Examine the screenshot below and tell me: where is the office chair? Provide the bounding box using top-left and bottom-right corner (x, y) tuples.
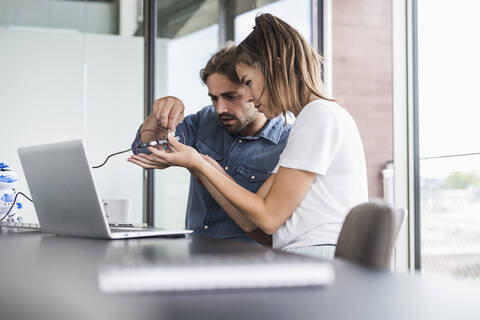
(335, 201), (406, 269)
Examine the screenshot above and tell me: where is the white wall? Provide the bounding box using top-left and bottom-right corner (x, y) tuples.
(0, 27), (149, 223)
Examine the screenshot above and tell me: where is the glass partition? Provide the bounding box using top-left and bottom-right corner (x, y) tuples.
(0, 0), (144, 223)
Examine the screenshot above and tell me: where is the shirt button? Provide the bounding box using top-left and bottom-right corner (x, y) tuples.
(204, 225), (208, 229)
(251, 175), (255, 180)
(238, 139), (243, 143)
(225, 166), (229, 170)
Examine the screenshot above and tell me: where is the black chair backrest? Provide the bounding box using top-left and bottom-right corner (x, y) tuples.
(335, 202), (405, 269)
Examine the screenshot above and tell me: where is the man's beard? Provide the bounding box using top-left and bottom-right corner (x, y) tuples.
(219, 110), (257, 134)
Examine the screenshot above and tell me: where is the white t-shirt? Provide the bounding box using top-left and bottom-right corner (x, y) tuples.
(272, 99), (368, 250)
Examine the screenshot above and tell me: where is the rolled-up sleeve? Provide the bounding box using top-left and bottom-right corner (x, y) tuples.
(131, 125), (149, 155)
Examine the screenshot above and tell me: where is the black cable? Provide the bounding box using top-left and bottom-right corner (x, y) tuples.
(0, 192), (33, 223)
(92, 148), (132, 169)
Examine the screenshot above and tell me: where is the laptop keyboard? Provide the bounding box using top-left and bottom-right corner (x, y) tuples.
(0, 222), (163, 233)
(110, 227), (164, 233)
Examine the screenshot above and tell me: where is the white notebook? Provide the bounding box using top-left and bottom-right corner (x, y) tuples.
(99, 250), (334, 292)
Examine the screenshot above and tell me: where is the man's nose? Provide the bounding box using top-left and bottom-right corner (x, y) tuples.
(216, 98), (228, 113)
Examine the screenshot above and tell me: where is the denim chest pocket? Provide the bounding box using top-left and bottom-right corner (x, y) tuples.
(196, 140), (223, 162)
(235, 163), (271, 192)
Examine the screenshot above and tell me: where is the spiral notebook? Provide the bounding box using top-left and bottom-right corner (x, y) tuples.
(99, 250), (334, 292)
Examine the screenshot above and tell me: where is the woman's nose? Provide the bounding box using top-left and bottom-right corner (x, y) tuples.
(244, 87), (254, 102)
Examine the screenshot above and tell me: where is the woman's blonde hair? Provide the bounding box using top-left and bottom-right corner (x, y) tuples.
(235, 13), (331, 117)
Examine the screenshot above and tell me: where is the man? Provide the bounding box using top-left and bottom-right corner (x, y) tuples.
(129, 44), (290, 245)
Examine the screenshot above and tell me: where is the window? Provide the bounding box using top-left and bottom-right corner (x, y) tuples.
(234, 0), (311, 43)
(416, 0), (480, 282)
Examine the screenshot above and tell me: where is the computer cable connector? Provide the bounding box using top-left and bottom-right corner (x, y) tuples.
(137, 136), (180, 149)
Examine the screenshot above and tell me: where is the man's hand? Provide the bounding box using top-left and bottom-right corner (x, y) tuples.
(152, 96), (185, 132)
(140, 96), (185, 144)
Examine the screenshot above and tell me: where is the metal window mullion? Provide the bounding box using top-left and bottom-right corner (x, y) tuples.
(143, 0), (157, 226)
(311, 0), (323, 56)
(311, 0), (332, 96)
(411, 0), (421, 270)
(219, 0), (235, 46)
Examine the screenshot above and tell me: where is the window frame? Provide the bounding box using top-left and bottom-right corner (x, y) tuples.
(392, 0), (418, 272)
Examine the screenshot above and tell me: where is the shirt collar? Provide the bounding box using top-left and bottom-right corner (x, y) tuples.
(217, 115), (286, 145)
(254, 115), (286, 144)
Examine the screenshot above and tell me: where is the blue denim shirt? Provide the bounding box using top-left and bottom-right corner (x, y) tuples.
(132, 105), (290, 242)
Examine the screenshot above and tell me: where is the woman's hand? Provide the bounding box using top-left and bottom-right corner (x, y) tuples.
(146, 132), (203, 170)
(127, 152), (170, 169)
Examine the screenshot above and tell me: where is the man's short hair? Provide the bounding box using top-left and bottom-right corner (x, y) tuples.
(200, 42), (240, 85)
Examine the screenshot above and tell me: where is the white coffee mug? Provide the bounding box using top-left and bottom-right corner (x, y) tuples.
(102, 198), (132, 223)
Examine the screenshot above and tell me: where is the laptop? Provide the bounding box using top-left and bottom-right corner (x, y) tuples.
(18, 140), (192, 239)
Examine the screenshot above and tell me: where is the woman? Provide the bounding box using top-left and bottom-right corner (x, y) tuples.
(132, 14), (368, 259)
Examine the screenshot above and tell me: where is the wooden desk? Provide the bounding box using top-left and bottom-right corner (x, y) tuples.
(1, 230), (479, 320)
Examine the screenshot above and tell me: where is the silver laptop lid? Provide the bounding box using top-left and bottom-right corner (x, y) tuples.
(18, 140), (111, 238)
